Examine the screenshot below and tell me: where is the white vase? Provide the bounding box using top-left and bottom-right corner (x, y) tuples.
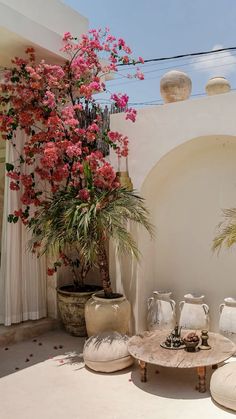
(147, 290), (176, 331)
(219, 297), (236, 350)
(179, 293), (210, 330)
(85, 292), (131, 337)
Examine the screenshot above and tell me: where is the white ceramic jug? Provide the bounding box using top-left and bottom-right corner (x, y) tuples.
(147, 291), (176, 331)
(219, 297), (236, 350)
(179, 293), (210, 330)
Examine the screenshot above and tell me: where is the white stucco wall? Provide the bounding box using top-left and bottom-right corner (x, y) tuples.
(110, 91), (236, 332)
(0, 0), (88, 65)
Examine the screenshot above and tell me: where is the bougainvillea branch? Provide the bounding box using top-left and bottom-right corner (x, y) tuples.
(0, 28), (147, 292)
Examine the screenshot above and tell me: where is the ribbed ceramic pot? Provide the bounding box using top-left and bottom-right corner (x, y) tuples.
(179, 293), (210, 330)
(205, 77), (231, 96)
(147, 290), (176, 331)
(57, 285), (101, 337)
(219, 297), (236, 350)
(160, 70), (192, 103)
(85, 292), (131, 337)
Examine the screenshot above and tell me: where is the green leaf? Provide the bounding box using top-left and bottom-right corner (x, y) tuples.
(7, 214), (14, 223)
(6, 163), (14, 172)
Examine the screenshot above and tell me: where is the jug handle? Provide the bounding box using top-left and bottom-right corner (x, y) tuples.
(220, 303), (225, 314)
(170, 299), (176, 311)
(147, 297), (154, 310)
(202, 303), (209, 315)
(179, 301), (184, 311)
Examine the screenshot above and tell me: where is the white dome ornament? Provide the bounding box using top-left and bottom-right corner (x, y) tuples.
(205, 76), (231, 95)
(160, 70), (192, 103)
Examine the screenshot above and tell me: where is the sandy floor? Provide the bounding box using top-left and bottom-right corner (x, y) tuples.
(0, 330), (235, 419)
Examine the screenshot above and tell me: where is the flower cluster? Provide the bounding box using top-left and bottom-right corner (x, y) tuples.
(0, 28), (144, 278)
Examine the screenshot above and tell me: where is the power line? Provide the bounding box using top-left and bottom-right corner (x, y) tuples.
(114, 51), (236, 81)
(108, 59), (236, 88)
(117, 46), (236, 67)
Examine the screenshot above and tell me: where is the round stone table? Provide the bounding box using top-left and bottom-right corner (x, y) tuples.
(128, 330), (235, 392)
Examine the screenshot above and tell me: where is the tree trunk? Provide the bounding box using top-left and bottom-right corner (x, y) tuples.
(97, 242), (113, 297)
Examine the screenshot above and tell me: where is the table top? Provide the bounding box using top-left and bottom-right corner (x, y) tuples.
(128, 330), (236, 368)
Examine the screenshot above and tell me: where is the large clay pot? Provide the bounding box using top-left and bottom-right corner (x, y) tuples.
(85, 292), (131, 337)
(160, 70), (192, 103)
(179, 293), (210, 330)
(147, 290), (176, 331)
(57, 285), (101, 337)
(205, 76), (231, 96)
(219, 297), (236, 351)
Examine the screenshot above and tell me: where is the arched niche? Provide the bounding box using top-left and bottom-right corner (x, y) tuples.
(112, 135), (236, 333)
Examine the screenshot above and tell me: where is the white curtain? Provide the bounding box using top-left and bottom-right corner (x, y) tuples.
(0, 131), (47, 326)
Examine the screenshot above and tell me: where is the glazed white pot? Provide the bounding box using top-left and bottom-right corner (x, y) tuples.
(147, 290), (176, 331)
(85, 292), (131, 337)
(219, 297), (236, 350)
(205, 76), (231, 96)
(179, 293), (210, 330)
(160, 70), (192, 103)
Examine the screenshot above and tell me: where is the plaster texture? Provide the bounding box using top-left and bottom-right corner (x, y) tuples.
(0, 330), (235, 419)
(110, 92), (236, 333)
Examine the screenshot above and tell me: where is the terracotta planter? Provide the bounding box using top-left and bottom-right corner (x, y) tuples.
(57, 285), (101, 337)
(85, 292), (131, 337)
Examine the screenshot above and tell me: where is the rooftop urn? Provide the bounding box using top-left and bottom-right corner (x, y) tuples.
(205, 76), (231, 95)
(160, 70), (192, 103)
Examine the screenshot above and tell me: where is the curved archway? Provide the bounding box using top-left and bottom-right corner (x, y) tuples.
(133, 135), (236, 331)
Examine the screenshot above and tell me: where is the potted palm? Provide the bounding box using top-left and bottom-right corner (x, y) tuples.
(0, 29), (152, 336)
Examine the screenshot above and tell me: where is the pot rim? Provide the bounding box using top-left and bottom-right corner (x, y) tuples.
(57, 285), (101, 297)
(224, 297), (236, 306)
(184, 293), (204, 302)
(92, 291), (125, 302)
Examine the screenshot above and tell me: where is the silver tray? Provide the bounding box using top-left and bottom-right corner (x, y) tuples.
(160, 342), (186, 350)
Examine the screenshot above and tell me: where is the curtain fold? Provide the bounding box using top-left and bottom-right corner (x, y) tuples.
(0, 131), (47, 326)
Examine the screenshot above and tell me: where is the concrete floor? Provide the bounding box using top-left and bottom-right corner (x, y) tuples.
(0, 330), (235, 419)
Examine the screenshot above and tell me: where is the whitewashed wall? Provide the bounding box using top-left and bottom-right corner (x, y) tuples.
(110, 91), (236, 332)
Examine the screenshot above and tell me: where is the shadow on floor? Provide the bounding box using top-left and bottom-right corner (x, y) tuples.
(131, 363), (212, 400)
(0, 330), (85, 378)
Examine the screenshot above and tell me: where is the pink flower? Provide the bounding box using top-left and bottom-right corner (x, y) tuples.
(41, 143), (58, 167)
(118, 38), (125, 47)
(62, 32), (73, 41)
(10, 181), (20, 191)
(111, 93), (129, 109)
(78, 189), (90, 201)
(136, 70), (144, 80)
(125, 108), (137, 123)
(47, 268), (56, 276)
(66, 143), (82, 158)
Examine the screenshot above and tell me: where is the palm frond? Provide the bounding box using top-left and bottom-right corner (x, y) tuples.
(27, 187), (154, 268)
(213, 208), (236, 251)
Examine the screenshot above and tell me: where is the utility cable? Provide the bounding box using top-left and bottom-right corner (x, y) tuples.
(117, 46), (236, 67)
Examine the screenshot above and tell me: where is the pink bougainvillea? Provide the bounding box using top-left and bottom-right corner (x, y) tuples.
(0, 28), (144, 275)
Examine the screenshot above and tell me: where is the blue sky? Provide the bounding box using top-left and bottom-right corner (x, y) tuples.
(63, 0), (236, 106)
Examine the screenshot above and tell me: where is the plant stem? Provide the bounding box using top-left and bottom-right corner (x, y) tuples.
(97, 242), (113, 297)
